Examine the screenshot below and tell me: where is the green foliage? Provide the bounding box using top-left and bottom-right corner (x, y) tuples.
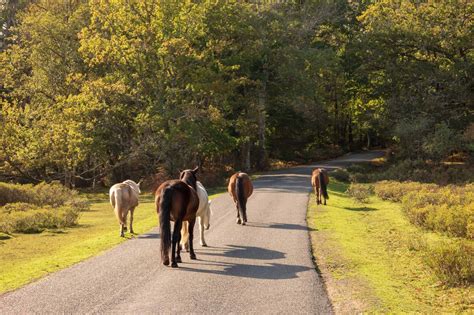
(0, 182), (87, 208)
(426, 240), (474, 286)
(0, 182), (88, 234)
(347, 183), (373, 203)
(1, 0), (473, 186)
(0, 205), (81, 234)
(374, 181), (437, 202)
(401, 185), (474, 239)
(331, 168), (350, 182)
(375, 181), (474, 239)
(422, 123), (462, 161)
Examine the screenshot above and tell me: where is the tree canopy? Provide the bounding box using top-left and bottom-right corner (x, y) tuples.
(1, 0), (472, 187)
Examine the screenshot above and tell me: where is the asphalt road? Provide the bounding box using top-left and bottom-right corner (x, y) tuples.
(0, 151), (384, 314)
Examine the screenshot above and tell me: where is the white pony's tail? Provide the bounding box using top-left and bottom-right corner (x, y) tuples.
(112, 188), (125, 225)
(180, 221), (190, 248)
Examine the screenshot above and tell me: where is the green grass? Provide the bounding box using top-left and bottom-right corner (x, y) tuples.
(308, 179), (473, 313)
(0, 190), (224, 293)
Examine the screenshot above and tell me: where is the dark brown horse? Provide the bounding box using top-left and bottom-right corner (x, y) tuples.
(228, 172), (253, 225)
(155, 167), (199, 268)
(311, 168), (329, 205)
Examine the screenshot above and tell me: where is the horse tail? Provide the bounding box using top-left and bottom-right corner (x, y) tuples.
(159, 186), (173, 260)
(319, 172), (329, 200)
(236, 176), (246, 213)
(112, 188), (125, 225)
(180, 221), (189, 248)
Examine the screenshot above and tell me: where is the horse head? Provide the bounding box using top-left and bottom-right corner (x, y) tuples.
(179, 166), (199, 190)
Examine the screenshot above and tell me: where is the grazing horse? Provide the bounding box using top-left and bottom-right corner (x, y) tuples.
(180, 177), (212, 248)
(311, 168), (329, 205)
(109, 180), (141, 237)
(155, 168), (199, 268)
(228, 172), (253, 225)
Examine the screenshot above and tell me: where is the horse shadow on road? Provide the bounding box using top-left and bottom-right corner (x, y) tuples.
(245, 222), (315, 231)
(203, 245), (285, 260)
(179, 245), (312, 280)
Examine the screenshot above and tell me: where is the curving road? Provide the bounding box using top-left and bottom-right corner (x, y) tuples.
(0, 151), (384, 314)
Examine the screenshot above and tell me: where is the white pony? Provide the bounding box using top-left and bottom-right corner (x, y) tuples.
(181, 181), (212, 248)
(109, 180), (141, 237)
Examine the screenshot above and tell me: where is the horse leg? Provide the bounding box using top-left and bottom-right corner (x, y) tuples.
(129, 208), (135, 234)
(199, 216), (207, 247)
(241, 199), (247, 225)
(122, 212), (128, 232)
(171, 220), (182, 267)
(235, 201), (242, 224)
(188, 218), (197, 260)
(120, 223), (125, 237)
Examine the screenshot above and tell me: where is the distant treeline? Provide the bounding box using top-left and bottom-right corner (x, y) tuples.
(1, 1), (472, 187)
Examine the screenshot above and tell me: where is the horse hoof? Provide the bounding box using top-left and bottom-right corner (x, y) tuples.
(130, 230), (134, 234)
(176, 256), (182, 263)
(163, 260), (170, 266)
(190, 253), (197, 260)
(236, 218), (242, 224)
(120, 233), (125, 237)
(241, 222), (246, 226)
(205, 225), (210, 230)
(201, 243), (207, 247)
(171, 262), (178, 268)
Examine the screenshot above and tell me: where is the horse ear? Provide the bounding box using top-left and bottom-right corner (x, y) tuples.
(193, 166), (199, 173)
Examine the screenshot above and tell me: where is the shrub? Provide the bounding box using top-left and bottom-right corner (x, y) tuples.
(426, 240), (474, 286)
(331, 168), (350, 182)
(362, 159), (472, 185)
(374, 181), (437, 202)
(0, 205), (81, 234)
(400, 184), (474, 239)
(347, 183), (373, 203)
(349, 172), (371, 183)
(0, 182), (87, 234)
(0, 182), (80, 207)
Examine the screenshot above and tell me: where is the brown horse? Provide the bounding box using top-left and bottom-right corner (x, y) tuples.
(228, 172), (253, 225)
(311, 168), (329, 205)
(155, 167), (199, 268)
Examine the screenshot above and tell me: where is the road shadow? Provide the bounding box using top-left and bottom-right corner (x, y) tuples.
(246, 222), (315, 231)
(203, 245), (286, 260)
(137, 232), (160, 239)
(179, 262), (311, 280)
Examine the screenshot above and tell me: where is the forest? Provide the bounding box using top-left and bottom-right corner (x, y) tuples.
(1, 0), (472, 187)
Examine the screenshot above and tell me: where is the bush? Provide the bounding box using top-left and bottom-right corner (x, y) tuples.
(331, 168), (350, 182)
(0, 182), (81, 207)
(426, 240), (474, 286)
(401, 184), (474, 239)
(347, 183), (373, 203)
(0, 182), (87, 234)
(0, 204), (82, 234)
(374, 181), (437, 202)
(361, 159), (473, 185)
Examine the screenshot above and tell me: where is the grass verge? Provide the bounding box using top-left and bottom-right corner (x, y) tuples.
(308, 179), (473, 313)
(0, 190), (224, 294)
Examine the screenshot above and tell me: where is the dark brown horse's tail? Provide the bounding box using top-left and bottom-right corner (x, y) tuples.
(235, 175), (246, 214)
(159, 186), (173, 260)
(319, 172), (329, 200)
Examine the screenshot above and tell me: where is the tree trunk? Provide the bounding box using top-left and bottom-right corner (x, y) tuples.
(256, 85), (267, 170)
(243, 142), (251, 171)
